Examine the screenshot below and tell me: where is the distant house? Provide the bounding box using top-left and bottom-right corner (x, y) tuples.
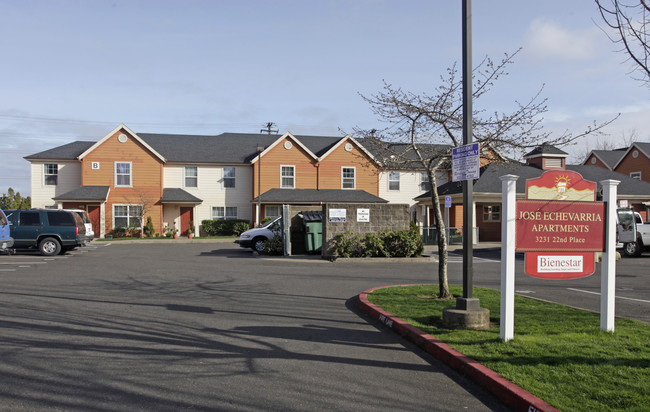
(584, 142), (650, 184)
(416, 143), (650, 242)
(26, 124), (429, 238)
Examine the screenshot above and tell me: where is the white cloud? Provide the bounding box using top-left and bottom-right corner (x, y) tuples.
(524, 19), (601, 61)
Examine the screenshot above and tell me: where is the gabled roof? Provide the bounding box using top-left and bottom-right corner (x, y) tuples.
(317, 136), (380, 165)
(585, 148), (627, 170)
(79, 124), (166, 162)
(161, 188), (203, 204)
(52, 186), (110, 201)
(415, 161), (650, 200)
(24, 141), (95, 160)
(253, 188), (388, 203)
(252, 132), (320, 163)
(613, 142), (650, 170)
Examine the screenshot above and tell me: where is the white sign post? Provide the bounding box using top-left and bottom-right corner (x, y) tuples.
(600, 179), (619, 332)
(500, 175), (518, 342)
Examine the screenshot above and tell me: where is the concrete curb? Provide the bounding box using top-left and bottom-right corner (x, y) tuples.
(358, 285), (560, 412)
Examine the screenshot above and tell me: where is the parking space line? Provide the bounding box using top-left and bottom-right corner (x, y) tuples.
(567, 288), (650, 304)
(0, 269), (16, 272)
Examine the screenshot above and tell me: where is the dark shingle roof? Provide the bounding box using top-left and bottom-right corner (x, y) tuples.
(253, 189), (388, 203)
(52, 186), (110, 201)
(416, 162), (650, 200)
(524, 143), (568, 157)
(161, 188), (203, 204)
(24, 141), (95, 160)
(588, 148), (627, 169)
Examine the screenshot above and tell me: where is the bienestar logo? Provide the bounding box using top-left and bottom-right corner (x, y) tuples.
(537, 255), (583, 273)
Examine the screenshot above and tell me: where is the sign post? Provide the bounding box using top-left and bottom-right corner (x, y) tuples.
(600, 179), (619, 332)
(500, 175), (518, 342)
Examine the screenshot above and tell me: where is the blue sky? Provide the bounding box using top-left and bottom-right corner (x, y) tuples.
(2, 0), (648, 195)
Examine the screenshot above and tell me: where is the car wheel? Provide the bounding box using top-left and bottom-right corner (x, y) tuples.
(623, 240), (642, 257)
(252, 237), (267, 253)
(39, 237), (62, 256)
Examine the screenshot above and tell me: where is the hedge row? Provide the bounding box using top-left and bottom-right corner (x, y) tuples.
(332, 223), (424, 258)
(201, 219), (250, 236)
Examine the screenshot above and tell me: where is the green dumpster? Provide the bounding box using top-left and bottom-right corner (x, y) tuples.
(302, 211), (323, 254)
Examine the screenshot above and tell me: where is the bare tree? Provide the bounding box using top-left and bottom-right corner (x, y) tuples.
(355, 50), (616, 299)
(596, 0), (650, 86)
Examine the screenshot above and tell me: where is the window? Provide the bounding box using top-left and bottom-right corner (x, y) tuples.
(212, 207), (224, 220)
(19, 212), (41, 226)
(115, 162), (132, 187)
(630, 172), (642, 181)
(225, 207), (238, 219)
(113, 205), (142, 228)
(420, 172), (431, 191)
(44, 164), (58, 186)
(185, 166), (198, 188)
(265, 205), (281, 218)
(212, 206), (238, 220)
(223, 167), (235, 188)
(388, 171), (400, 191)
(47, 211), (75, 226)
(483, 205), (501, 222)
(342, 167), (355, 189)
(281, 166), (295, 188)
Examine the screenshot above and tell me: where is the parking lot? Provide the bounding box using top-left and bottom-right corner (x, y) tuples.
(0, 241), (647, 411)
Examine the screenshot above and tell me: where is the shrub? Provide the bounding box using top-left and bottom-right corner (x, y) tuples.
(201, 219), (251, 236)
(144, 217), (155, 237)
(332, 225), (423, 258)
(263, 235), (283, 255)
(112, 227), (126, 238)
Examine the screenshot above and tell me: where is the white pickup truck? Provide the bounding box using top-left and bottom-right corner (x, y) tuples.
(619, 209), (650, 257)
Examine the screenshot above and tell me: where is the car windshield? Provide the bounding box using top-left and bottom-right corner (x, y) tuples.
(260, 217), (281, 229)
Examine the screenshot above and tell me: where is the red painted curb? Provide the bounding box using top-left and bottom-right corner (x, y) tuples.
(358, 285), (560, 412)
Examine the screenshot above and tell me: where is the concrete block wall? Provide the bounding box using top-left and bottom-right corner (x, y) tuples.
(322, 203), (411, 257)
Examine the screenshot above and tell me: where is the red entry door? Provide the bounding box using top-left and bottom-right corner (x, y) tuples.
(180, 207), (193, 235)
(88, 205), (100, 237)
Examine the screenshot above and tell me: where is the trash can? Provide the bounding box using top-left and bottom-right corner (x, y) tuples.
(301, 211), (323, 254)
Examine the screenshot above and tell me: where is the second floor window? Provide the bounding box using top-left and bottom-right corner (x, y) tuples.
(388, 171), (400, 191)
(420, 172), (431, 191)
(185, 166), (198, 188)
(115, 162), (131, 187)
(281, 166), (295, 188)
(44, 164), (58, 186)
(342, 167), (355, 189)
(224, 167), (235, 188)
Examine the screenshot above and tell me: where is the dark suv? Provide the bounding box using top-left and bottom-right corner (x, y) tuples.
(4, 209), (87, 256)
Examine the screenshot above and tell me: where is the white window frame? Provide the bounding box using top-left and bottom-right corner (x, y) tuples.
(265, 205), (281, 218)
(184, 166), (198, 188)
(212, 206), (238, 220)
(630, 171), (642, 180)
(114, 162), (132, 187)
(281, 165), (295, 189)
(44, 163), (58, 186)
(342, 167), (356, 189)
(223, 167), (236, 188)
(113, 204), (143, 228)
(420, 172), (431, 191)
(388, 171), (400, 191)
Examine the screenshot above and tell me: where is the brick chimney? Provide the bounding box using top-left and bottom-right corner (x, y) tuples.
(524, 142), (568, 170)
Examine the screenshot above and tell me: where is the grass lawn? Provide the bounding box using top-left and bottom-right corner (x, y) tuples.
(367, 285), (650, 412)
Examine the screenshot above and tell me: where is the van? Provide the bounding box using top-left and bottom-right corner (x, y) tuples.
(0, 209), (14, 252)
(236, 216), (282, 252)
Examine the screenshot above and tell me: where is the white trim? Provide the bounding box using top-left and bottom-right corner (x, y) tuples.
(318, 135), (381, 165)
(78, 124), (166, 162)
(388, 170), (400, 191)
(280, 165), (295, 189)
(112, 203), (143, 229)
(613, 142), (650, 170)
(341, 166), (356, 189)
(184, 165), (198, 188)
(114, 161), (132, 187)
(251, 132), (318, 164)
(43, 163), (58, 186)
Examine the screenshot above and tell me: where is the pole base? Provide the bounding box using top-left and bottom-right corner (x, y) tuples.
(442, 298), (490, 330)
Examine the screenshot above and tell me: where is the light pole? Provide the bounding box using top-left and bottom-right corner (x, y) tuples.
(256, 145), (264, 226)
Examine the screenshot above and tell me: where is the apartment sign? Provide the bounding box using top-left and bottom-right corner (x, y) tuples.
(516, 170), (604, 279)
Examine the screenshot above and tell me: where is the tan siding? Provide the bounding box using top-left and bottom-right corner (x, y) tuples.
(255, 138), (318, 193)
(318, 144), (379, 194)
